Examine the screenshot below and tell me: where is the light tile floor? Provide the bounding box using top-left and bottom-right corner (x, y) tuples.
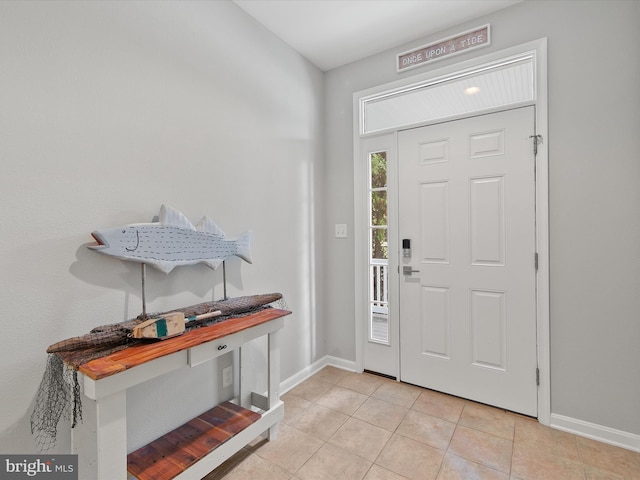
(204, 367), (640, 480)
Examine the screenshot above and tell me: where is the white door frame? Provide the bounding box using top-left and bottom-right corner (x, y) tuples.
(353, 38), (550, 425)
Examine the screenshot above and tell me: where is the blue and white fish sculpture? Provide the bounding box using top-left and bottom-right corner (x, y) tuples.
(88, 205), (252, 273)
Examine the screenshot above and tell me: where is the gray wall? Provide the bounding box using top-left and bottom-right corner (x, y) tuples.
(0, 0), (325, 453)
(324, 0), (640, 435)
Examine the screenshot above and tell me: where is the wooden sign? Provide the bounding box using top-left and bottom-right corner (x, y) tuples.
(397, 25), (490, 72)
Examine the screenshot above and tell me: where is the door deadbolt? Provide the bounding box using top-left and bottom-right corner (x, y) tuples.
(402, 239), (411, 258)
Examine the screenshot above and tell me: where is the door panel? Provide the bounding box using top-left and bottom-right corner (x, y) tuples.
(399, 107), (537, 416)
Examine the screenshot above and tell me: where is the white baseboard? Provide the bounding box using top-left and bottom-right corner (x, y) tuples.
(550, 413), (640, 453)
(324, 355), (357, 373)
(280, 355), (356, 395)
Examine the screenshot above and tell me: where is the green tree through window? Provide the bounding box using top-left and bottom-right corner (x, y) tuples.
(370, 152), (387, 260)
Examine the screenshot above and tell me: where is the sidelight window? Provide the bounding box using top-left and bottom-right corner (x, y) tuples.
(369, 151), (389, 344)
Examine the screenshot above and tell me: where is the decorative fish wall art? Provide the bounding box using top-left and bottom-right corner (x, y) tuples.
(88, 205), (252, 273)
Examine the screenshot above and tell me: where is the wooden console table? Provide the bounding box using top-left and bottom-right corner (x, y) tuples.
(70, 308), (290, 480)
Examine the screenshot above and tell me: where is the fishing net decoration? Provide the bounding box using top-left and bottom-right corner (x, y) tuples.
(30, 293), (285, 452)
(30, 354), (81, 453)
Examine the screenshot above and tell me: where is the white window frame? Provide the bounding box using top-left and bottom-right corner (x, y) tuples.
(368, 150), (390, 345)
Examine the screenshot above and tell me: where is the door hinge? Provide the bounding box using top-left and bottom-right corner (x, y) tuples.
(529, 134), (542, 156)
(535, 252), (539, 270)
(536, 367), (540, 386)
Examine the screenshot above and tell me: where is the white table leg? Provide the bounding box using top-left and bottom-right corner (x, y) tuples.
(72, 389), (127, 480)
(267, 330), (281, 440)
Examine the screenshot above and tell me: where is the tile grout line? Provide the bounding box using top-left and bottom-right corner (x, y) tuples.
(356, 376), (405, 479)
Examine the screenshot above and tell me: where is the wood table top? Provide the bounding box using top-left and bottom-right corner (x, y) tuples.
(78, 308), (291, 380)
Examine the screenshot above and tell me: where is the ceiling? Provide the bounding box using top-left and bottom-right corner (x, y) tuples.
(233, 0), (523, 71)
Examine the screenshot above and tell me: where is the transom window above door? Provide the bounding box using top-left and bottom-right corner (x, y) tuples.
(360, 54), (535, 135)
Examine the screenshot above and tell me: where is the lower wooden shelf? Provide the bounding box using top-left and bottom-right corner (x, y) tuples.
(127, 402), (261, 480)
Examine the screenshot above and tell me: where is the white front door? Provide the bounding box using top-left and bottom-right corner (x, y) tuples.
(398, 107), (538, 416)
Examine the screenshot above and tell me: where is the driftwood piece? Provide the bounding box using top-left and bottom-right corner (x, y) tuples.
(46, 293), (283, 354)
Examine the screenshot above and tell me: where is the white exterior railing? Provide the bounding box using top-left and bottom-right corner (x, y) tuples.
(370, 259), (388, 315)
(370, 259), (389, 343)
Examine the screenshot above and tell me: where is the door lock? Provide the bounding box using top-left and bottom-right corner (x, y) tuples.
(403, 266), (419, 275)
(402, 239), (411, 258)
